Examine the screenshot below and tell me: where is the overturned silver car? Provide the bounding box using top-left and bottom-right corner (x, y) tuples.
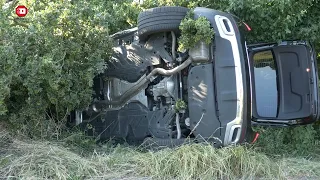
(70, 7), (320, 147)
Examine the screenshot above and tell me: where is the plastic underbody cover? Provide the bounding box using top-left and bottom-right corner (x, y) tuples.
(187, 64), (221, 140)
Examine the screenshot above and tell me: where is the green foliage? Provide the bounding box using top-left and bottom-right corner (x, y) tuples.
(140, 0), (320, 46)
(225, 0), (319, 44)
(175, 99), (187, 112)
(0, 0), (137, 138)
(140, 0), (200, 8)
(178, 11), (214, 51)
(254, 125), (317, 155)
(63, 131), (97, 155)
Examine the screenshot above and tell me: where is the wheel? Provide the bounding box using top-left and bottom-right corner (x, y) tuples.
(138, 6), (189, 41)
(104, 43), (153, 83)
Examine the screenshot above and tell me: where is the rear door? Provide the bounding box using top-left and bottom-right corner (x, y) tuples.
(249, 41), (319, 124)
(273, 45), (312, 119)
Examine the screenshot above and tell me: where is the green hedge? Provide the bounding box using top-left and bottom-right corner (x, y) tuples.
(0, 0), (138, 138)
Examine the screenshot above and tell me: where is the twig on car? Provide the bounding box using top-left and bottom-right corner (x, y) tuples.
(188, 112), (204, 137)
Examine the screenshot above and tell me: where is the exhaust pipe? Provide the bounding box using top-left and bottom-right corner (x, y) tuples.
(96, 57), (193, 111)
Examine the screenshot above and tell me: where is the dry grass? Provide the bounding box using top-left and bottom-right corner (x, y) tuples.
(1, 129), (320, 180)
(134, 144), (283, 179)
(0, 130), (134, 179)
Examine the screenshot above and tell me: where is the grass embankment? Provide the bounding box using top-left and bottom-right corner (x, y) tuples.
(1, 128), (320, 179)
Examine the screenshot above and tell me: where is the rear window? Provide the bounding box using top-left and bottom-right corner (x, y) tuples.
(253, 50), (278, 117)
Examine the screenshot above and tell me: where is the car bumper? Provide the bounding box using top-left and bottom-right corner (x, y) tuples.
(187, 8), (248, 146)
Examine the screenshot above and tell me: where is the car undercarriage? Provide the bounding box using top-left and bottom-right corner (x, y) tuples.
(69, 6), (319, 147)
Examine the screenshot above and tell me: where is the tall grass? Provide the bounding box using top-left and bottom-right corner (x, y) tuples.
(134, 144), (282, 179)
(2, 128), (320, 180)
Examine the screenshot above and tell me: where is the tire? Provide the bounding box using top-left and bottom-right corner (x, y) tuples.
(105, 44), (153, 83)
(138, 6), (189, 41)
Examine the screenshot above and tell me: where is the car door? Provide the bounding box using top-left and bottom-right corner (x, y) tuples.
(248, 41), (320, 125)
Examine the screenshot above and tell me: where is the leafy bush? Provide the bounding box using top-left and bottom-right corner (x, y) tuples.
(0, 0), (138, 138)
(254, 125), (317, 155)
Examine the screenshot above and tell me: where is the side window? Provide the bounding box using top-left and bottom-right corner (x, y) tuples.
(253, 50), (278, 118)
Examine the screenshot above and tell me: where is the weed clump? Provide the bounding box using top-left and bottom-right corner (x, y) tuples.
(178, 11), (214, 51)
